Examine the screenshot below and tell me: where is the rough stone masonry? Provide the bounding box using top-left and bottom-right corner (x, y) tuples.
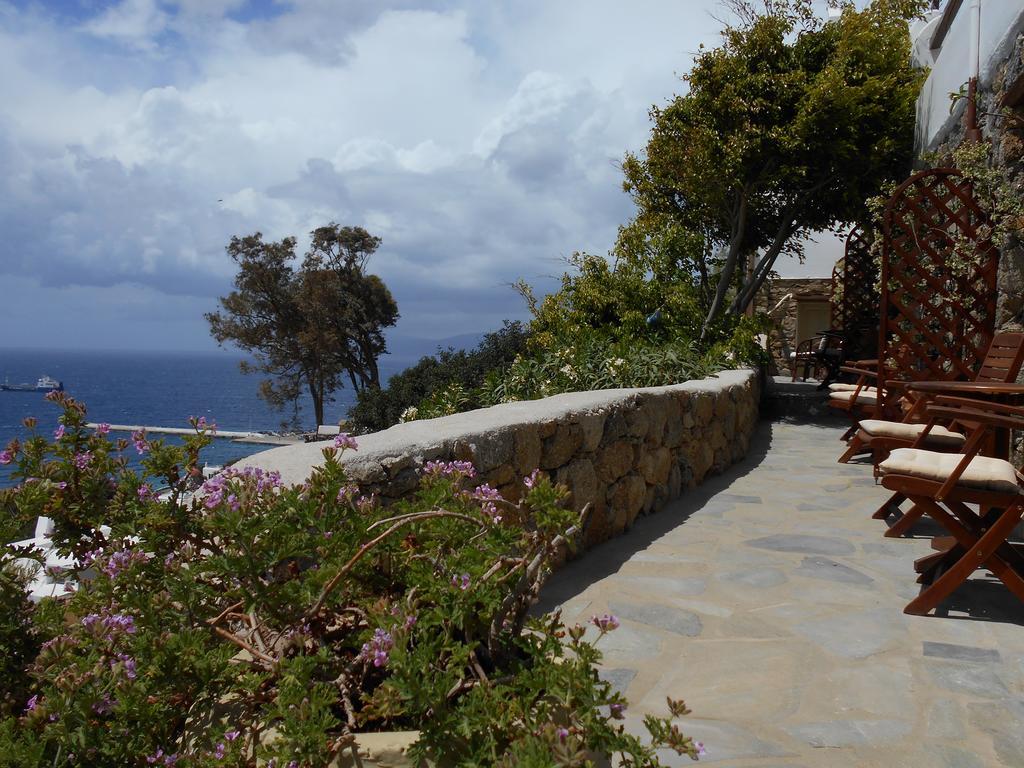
(239, 368), (761, 550)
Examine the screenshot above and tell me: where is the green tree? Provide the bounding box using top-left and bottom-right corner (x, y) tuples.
(206, 224), (399, 427)
(622, 0), (925, 340)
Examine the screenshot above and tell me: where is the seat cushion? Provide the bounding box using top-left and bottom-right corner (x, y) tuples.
(858, 419), (966, 448)
(830, 390), (879, 407)
(829, 383), (878, 393)
(878, 448), (1021, 494)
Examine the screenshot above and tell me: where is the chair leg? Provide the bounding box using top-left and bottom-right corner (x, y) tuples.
(884, 502), (924, 538)
(904, 499), (1024, 616)
(873, 491), (904, 520)
(838, 433), (865, 463)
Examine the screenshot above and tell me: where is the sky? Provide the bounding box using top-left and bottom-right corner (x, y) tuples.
(0, 0), (845, 352)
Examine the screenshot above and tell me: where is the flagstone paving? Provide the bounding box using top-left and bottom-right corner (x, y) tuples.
(538, 418), (1024, 767)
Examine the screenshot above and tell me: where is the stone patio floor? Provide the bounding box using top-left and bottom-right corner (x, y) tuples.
(537, 417), (1024, 767)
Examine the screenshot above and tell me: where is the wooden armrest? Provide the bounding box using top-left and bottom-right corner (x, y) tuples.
(926, 405), (1024, 432)
(840, 365), (880, 379)
(930, 395), (1024, 418)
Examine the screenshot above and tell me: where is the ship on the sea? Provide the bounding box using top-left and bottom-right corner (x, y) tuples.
(1, 375), (64, 393)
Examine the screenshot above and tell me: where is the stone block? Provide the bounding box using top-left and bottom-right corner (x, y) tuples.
(555, 458), (599, 510)
(513, 427), (542, 475)
(576, 411), (606, 452)
(694, 393), (714, 426)
(595, 440), (634, 483)
(625, 405), (650, 439)
(603, 411), (628, 442)
(608, 473), (645, 528)
(638, 446), (671, 485)
(485, 463), (515, 488)
(541, 423), (583, 469)
(453, 429), (513, 473)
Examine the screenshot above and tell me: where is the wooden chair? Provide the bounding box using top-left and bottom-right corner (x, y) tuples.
(877, 396), (1024, 616)
(838, 332), (1024, 465)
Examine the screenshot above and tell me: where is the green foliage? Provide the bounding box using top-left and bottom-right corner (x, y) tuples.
(0, 395), (701, 766)
(519, 252), (705, 352)
(207, 224), (399, 428)
(622, 0), (926, 334)
(346, 321), (529, 433)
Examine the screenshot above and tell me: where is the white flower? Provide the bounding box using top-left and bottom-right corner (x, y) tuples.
(399, 406), (419, 423)
(559, 364), (576, 378)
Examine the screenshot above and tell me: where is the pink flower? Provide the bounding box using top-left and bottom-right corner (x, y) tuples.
(137, 484), (153, 501)
(422, 460), (477, 479)
(336, 484), (359, 502)
(95, 423), (111, 436)
(452, 573), (471, 591)
(53, 424), (65, 440)
(131, 430), (148, 455)
(556, 727), (569, 742)
(73, 452), (92, 470)
(697, 741), (707, 757)
(523, 468), (542, 489)
(591, 613), (620, 633)
(0, 450), (13, 465)
(360, 628), (394, 668)
(333, 433), (358, 450)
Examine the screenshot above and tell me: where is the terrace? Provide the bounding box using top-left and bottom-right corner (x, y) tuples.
(538, 396), (1024, 766)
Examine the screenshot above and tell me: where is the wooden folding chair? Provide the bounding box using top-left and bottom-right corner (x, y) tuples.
(877, 396), (1024, 616)
(838, 332), (1024, 465)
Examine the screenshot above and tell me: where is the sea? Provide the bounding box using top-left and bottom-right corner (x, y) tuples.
(0, 348), (412, 489)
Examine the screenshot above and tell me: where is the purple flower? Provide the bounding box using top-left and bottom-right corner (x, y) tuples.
(336, 484), (359, 502)
(112, 654), (137, 680)
(225, 494), (240, 512)
(73, 451), (91, 470)
(422, 460), (477, 479)
(556, 726), (569, 742)
(472, 483), (503, 522)
(404, 614), (417, 630)
(55, 481), (67, 490)
(591, 613), (620, 633)
(452, 573), (471, 591)
(102, 548), (150, 580)
(224, 729), (240, 742)
(523, 468), (542, 489)
(92, 693), (115, 715)
(610, 702), (626, 719)
(0, 450), (12, 465)
(53, 424), (65, 440)
(137, 484), (153, 501)
(95, 423), (111, 436)
(213, 742), (226, 759)
(24, 695), (38, 713)
(333, 433), (358, 450)
(360, 627), (394, 668)
(131, 430), (148, 455)
(696, 741), (707, 757)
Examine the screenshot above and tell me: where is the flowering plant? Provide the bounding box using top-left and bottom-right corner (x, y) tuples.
(0, 395), (700, 766)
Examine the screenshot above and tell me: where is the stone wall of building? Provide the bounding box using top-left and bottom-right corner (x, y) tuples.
(240, 369), (761, 551)
(753, 277), (833, 375)
(925, 30), (1024, 336)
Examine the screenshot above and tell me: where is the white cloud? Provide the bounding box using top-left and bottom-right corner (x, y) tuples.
(82, 0), (170, 51)
(0, 0), (754, 349)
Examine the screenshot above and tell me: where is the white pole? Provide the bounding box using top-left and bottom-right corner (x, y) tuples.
(969, 0), (981, 82)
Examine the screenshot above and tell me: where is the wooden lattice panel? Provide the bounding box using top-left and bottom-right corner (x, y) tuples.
(878, 167), (999, 408)
(836, 225), (878, 362)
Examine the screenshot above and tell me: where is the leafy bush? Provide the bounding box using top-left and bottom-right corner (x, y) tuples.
(347, 321), (529, 434)
(480, 336), (723, 406)
(0, 394), (704, 767)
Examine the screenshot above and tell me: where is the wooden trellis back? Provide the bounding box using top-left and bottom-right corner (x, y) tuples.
(878, 167), (999, 409)
(830, 225), (878, 362)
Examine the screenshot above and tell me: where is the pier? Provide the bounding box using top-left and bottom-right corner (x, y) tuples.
(87, 424), (300, 446)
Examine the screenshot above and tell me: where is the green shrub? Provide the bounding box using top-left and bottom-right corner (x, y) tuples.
(0, 394), (704, 766)
(347, 321), (529, 433)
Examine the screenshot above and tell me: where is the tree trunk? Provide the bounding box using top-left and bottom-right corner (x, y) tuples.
(730, 219), (797, 316)
(699, 193), (749, 342)
(310, 379), (324, 427)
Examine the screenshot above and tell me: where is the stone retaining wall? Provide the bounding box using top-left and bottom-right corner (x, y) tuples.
(240, 369), (760, 549)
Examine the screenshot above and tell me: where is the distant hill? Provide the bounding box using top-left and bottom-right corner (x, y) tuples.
(383, 332), (487, 366)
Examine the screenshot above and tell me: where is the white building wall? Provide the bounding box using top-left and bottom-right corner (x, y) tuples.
(916, 1), (1024, 153)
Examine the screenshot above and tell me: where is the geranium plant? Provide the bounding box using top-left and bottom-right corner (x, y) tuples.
(0, 394), (702, 766)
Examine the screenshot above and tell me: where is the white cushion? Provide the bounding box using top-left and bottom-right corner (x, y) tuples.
(829, 383), (878, 393)
(879, 448), (1021, 494)
(830, 390), (879, 407)
(858, 419), (966, 448)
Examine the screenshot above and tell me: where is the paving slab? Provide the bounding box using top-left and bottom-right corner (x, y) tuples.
(538, 419), (1024, 767)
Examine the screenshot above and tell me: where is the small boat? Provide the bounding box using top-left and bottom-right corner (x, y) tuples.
(1, 375), (64, 393)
